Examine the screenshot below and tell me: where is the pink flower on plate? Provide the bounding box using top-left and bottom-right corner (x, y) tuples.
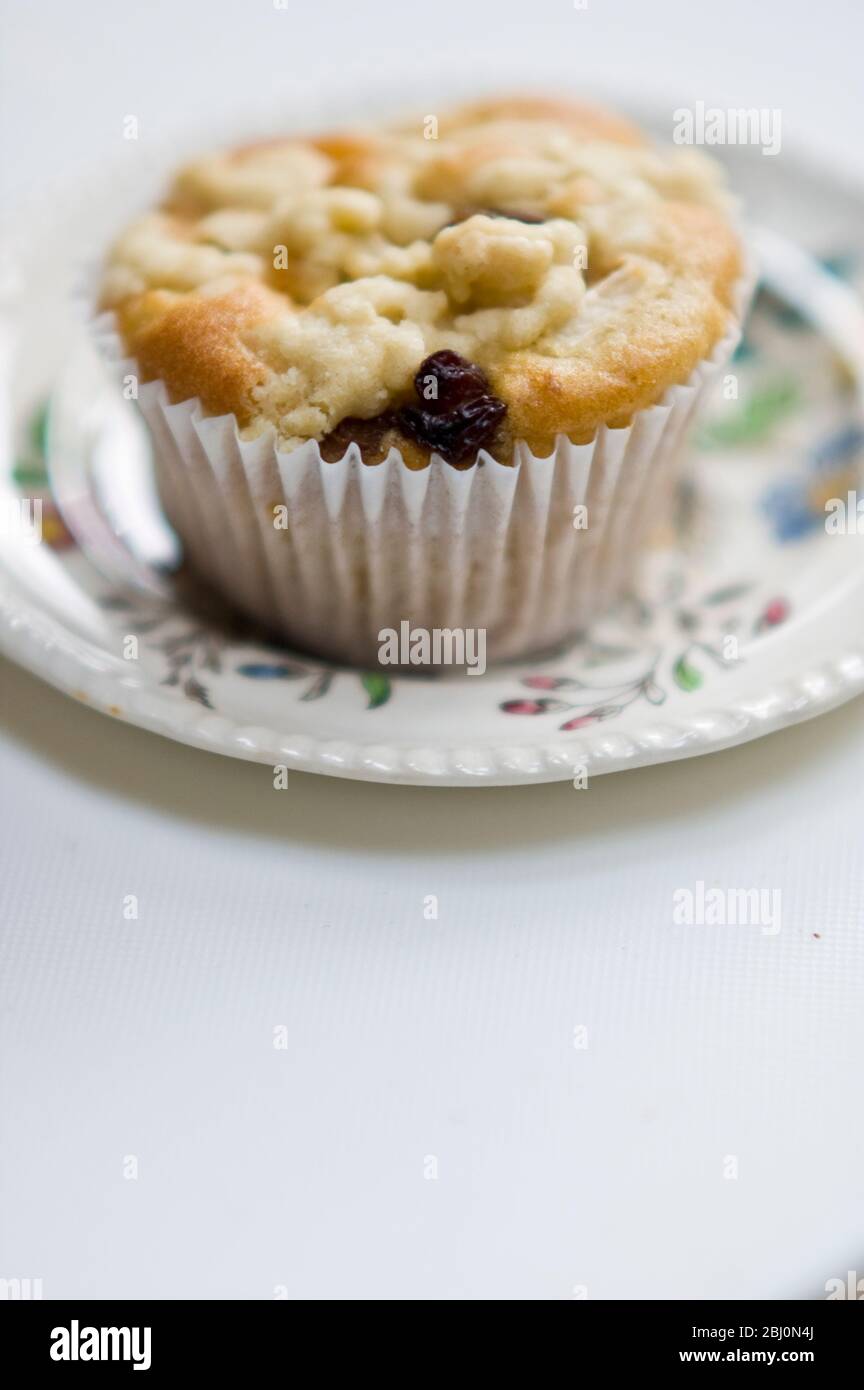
(559, 714), (599, 731)
(754, 596), (790, 633)
(500, 697), (571, 715)
(761, 597), (789, 626)
(559, 704), (621, 731)
(522, 675), (576, 691)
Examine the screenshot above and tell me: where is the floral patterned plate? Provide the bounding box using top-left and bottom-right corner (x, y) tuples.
(2, 217), (864, 784)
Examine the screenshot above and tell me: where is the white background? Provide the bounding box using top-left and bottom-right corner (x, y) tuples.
(1, 0), (863, 1299)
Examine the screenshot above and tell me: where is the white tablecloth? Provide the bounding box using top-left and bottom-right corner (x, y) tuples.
(1, 0), (862, 1299)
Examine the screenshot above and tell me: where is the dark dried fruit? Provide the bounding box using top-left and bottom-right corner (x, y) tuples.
(412, 349), (489, 411)
(396, 350), (507, 464)
(398, 394), (506, 465)
(320, 352), (507, 467)
(319, 412), (398, 462)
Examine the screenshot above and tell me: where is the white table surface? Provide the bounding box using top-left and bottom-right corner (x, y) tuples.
(1, 0), (863, 1300)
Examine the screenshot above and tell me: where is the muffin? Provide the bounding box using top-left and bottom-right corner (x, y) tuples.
(94, 95), (750, 666)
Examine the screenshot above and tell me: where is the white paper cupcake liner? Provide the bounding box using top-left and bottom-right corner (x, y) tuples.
(89, 265), (753, 667)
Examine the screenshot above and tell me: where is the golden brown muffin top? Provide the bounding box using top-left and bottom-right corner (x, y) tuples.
(100, 95), (743, 461)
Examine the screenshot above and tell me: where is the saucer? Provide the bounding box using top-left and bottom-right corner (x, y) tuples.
(2, 199), (864, 784)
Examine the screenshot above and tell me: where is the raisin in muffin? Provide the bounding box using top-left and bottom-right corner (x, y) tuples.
(94, 95), (750, 665)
